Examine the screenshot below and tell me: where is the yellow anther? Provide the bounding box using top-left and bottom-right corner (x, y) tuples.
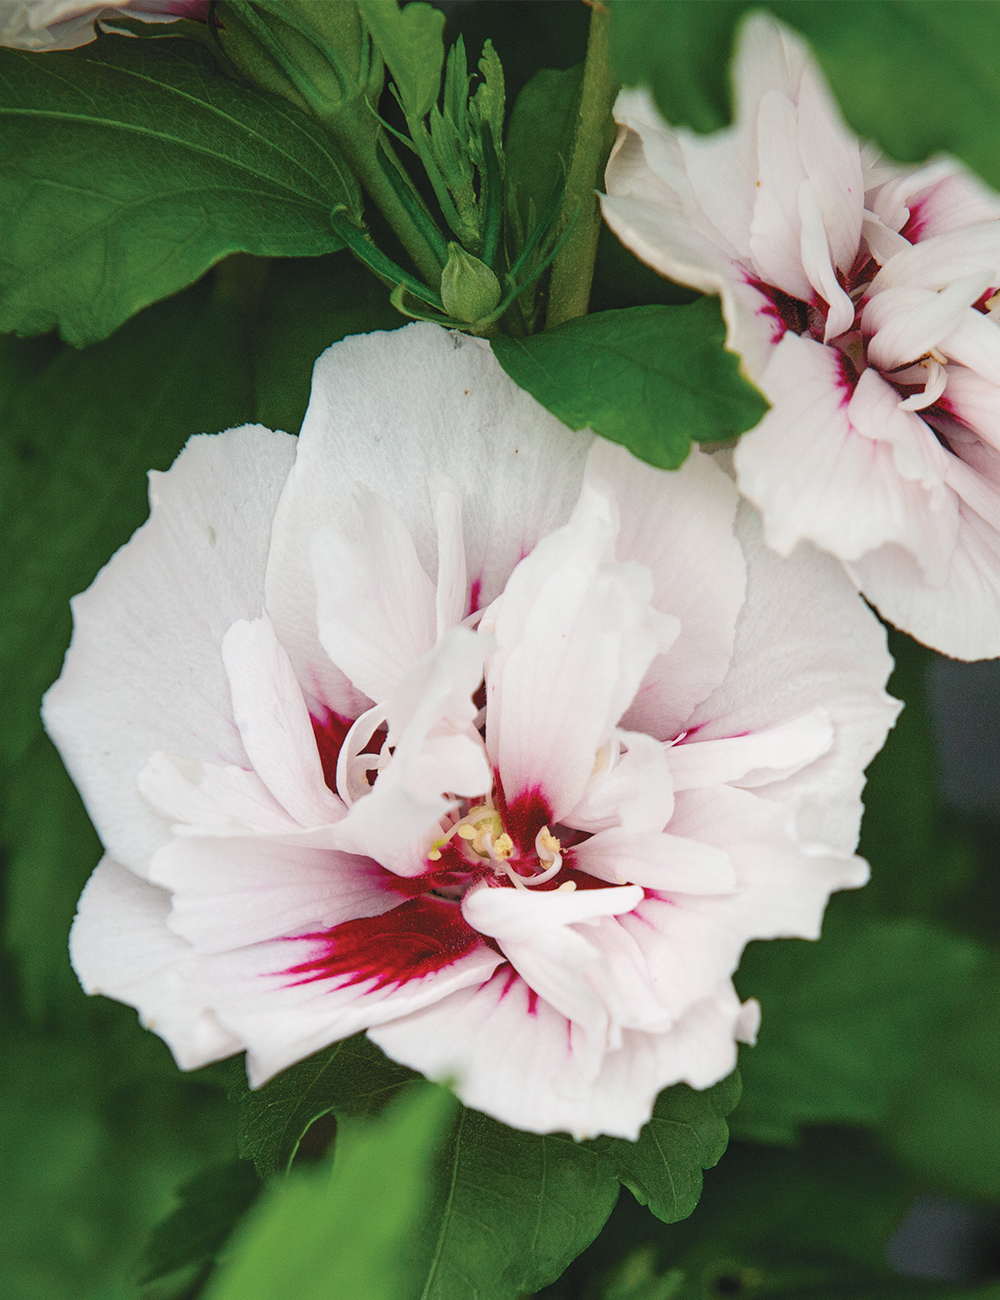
(456, 824), (478, 840)
(538, 827), (562, 859)
(493, 833), (515, 860)
(427, 848), (442, 861)
(557, 879), (577, 892)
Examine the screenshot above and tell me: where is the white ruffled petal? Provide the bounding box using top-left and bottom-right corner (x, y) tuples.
(585, 441), (746, 740)
(795, 58), (864, 274)
(311, 484), (437, 703)
(667, 709), (834, 792)
(864, 275), (992, 372)
(485, 476), (677, 821)
(221, 614), (345, 828)
(150, 836), (394, 953)
(566, 730), (674, 834)
(748, 89), (811, 301)
(43, 427), (297, 879)
(939, 308), (1000, 387)
(70, 858), (242, 1069)
(265, 325), (590, 708)
(942, 364), (1000, 450)
(850, 492), (1000, 660)
(688, 504), (899, 854)
(371, 968), (750, 1140)
(573, 828), (735, 894)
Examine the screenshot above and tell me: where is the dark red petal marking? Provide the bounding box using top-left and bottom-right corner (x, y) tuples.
(836, 347), (860, 401)
(900, 201), (928, 245)
(747, 277), (814, 342)
(286, 896), (484, 991)
(310, 708), (354, 793)
(493, 779), (552, 858)
(490, 964), (539, 1015)
(467, 577), (482, 618)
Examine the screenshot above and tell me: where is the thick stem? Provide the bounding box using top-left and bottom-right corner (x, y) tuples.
(328, 104), (446, 290)
(544, 2), (619, 329)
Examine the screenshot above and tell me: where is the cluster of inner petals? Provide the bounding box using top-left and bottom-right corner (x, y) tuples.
(753, 250), (999, 419)
(311, 687), (587, 907)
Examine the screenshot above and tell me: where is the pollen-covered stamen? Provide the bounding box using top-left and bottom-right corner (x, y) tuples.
(500, 825), (564, 890)
(427, 803), (506, 864)
(428, 800), (568, 889)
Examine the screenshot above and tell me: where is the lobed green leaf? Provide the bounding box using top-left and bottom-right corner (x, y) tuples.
(140, 1158), (262, 1285)
(734, 911), (1000, 1202)
(504, 63), (583, 238)
(358, 0), (446, 121)
(492, 302), (768, 470)
(608, 1), (1000, 192)
(208, 1084), (455, 1300)
(235, 1034), (739, 1299)
(595, 1073), (741, 1226)
(0, 33), (359, 344)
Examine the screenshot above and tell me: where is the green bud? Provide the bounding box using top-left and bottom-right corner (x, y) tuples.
(215, 1), (383, 126)
(440, 243), (501, 324)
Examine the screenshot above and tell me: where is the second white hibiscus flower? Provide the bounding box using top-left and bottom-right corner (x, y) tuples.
(45, 324), (897, 1140)
(603, 12), (1000, 661)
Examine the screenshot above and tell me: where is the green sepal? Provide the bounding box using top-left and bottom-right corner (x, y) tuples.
(330, 208), (444, 310)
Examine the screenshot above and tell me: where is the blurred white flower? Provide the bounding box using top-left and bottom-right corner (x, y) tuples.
(0, 0), (206, 50)
(603, 12), (1000, 660)
(45, 324), (897, 1139)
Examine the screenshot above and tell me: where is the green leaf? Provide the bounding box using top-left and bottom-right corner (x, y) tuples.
(560, 1128), (921, 1300)
(0, 1002), (239, 1300)
(2, 737), (103, 1023)
(733, 911), (1000, 1202)
(207, 1083), (455, 1300)
(884, 969), (1000, 1202)
(235, 1033), (417, 1179)
(607, 0), (744, 135)
(236, 1034), (739, 1298)
(492, 302), (768, 470)
(0, 276), (254, 774)
(358, 0), (446, 120)
(607, 1), (1000, 193)
(596, 1074), (741, 1225)
(504, 64), (584, 234)
(418, 1108), (621, 1300)
(0, 33), (359, 344)
(140, 1159), (262, 1285)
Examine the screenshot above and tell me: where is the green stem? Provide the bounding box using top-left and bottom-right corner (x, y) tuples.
(545, 2), (619, 329)
(327, 104), (446, 290)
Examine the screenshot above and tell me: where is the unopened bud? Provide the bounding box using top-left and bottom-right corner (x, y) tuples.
(440, 243), (501, 324)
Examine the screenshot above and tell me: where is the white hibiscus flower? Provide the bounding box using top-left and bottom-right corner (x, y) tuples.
(0, 0), (205, 50)
(44, 324), (897, 1140)
(602, 11), (1000, 661)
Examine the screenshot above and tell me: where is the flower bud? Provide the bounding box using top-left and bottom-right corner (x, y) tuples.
(440, 243), (501, 324)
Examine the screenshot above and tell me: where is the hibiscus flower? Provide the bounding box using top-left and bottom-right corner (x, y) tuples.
(602, 12), (1000, 661)
(0, 0), (206, 50)
(44, 324), (897, 1139)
